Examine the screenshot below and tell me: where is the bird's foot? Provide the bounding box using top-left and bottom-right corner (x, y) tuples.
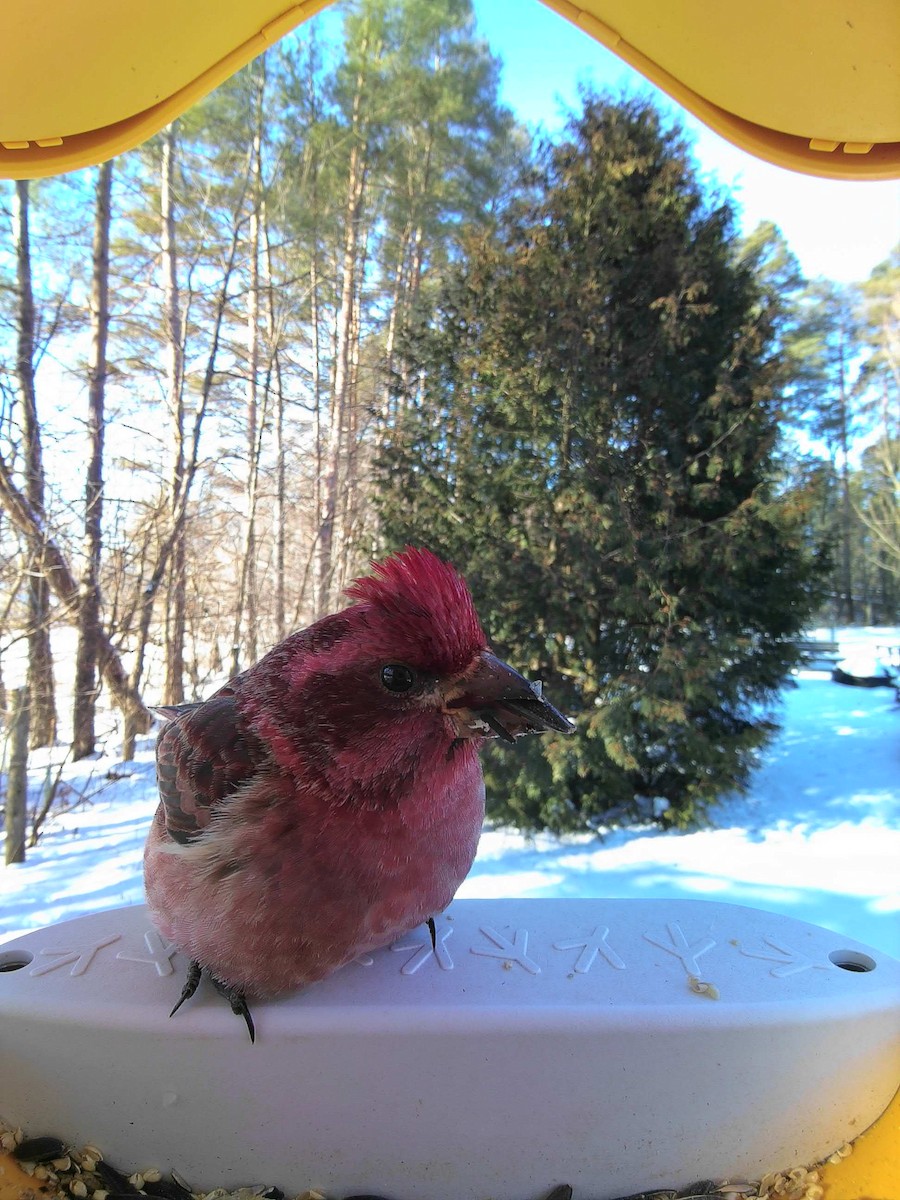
(427, 915), (437, 952)
(210, 975), (256, 1043)
(169, 959), (256, 1043)
(169, 959), (202, 1019)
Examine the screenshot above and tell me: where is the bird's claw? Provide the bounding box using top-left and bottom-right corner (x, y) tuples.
(169, 959), (202, 1018)
(427, 915), (437, 952)
(211, 975), (256, 1043)
(169, 959), (256, 1043)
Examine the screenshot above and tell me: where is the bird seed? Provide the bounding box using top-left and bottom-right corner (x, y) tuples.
(0, 1118), (862, 1200)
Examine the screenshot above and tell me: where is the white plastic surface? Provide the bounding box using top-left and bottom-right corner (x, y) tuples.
(1, 898), (898, 1200)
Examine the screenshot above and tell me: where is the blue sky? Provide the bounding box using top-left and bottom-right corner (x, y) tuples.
(472, 0), (899, 285)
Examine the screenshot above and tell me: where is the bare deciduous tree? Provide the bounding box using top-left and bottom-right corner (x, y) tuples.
(13, 180), (56, 747)
(73, 159), (113, 759)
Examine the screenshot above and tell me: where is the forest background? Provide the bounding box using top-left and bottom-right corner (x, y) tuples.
(1, 0), (897, 851)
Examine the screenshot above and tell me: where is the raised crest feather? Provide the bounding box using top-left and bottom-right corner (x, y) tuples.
(344, 546), (487, 675)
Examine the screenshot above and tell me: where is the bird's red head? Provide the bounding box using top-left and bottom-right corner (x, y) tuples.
(234, 547), (571, 802)
(343, 546), (488, 675)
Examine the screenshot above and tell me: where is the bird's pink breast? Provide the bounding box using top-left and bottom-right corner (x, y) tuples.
(144, 745), (485, 996)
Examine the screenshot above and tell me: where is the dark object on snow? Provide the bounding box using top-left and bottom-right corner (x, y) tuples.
(832, 665), (896, 689)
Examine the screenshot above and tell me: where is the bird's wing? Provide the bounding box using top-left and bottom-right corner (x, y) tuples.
(155, 693), (269, 844)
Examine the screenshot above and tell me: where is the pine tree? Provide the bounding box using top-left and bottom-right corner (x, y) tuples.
(377, 95), (826, 832)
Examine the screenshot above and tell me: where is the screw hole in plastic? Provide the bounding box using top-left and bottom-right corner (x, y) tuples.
(829, 949), (876, 973)
(0, 951), (34, 973)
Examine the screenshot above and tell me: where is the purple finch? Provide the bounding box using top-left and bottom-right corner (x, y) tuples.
(144, 547), (572, 1039)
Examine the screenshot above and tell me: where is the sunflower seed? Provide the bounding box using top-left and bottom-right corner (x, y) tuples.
(12, 1135), (68, 1163)
(143, 1180), (195, 1200)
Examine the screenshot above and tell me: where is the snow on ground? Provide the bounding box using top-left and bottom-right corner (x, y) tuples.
(2, 629), (898, 958)
(462, 668), (900, 957)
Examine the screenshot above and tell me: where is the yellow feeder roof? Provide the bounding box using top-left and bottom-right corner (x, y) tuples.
(0, 0), (898, 180)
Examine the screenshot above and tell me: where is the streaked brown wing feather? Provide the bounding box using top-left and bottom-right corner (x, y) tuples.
(155, 693), (268, 844)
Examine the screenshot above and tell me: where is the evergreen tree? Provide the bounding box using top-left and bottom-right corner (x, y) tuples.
(377, 94), (826, 832)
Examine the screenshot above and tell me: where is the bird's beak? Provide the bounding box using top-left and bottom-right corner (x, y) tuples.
(443, 651), (574, 743)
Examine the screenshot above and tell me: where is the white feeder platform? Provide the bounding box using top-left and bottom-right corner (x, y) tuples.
(1, 898), (898, 1200)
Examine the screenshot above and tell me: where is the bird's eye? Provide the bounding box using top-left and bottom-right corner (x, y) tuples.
(381, 664), (417, 693)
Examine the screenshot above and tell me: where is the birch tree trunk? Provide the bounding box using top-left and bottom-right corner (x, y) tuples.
(72, 159), (113, 759)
